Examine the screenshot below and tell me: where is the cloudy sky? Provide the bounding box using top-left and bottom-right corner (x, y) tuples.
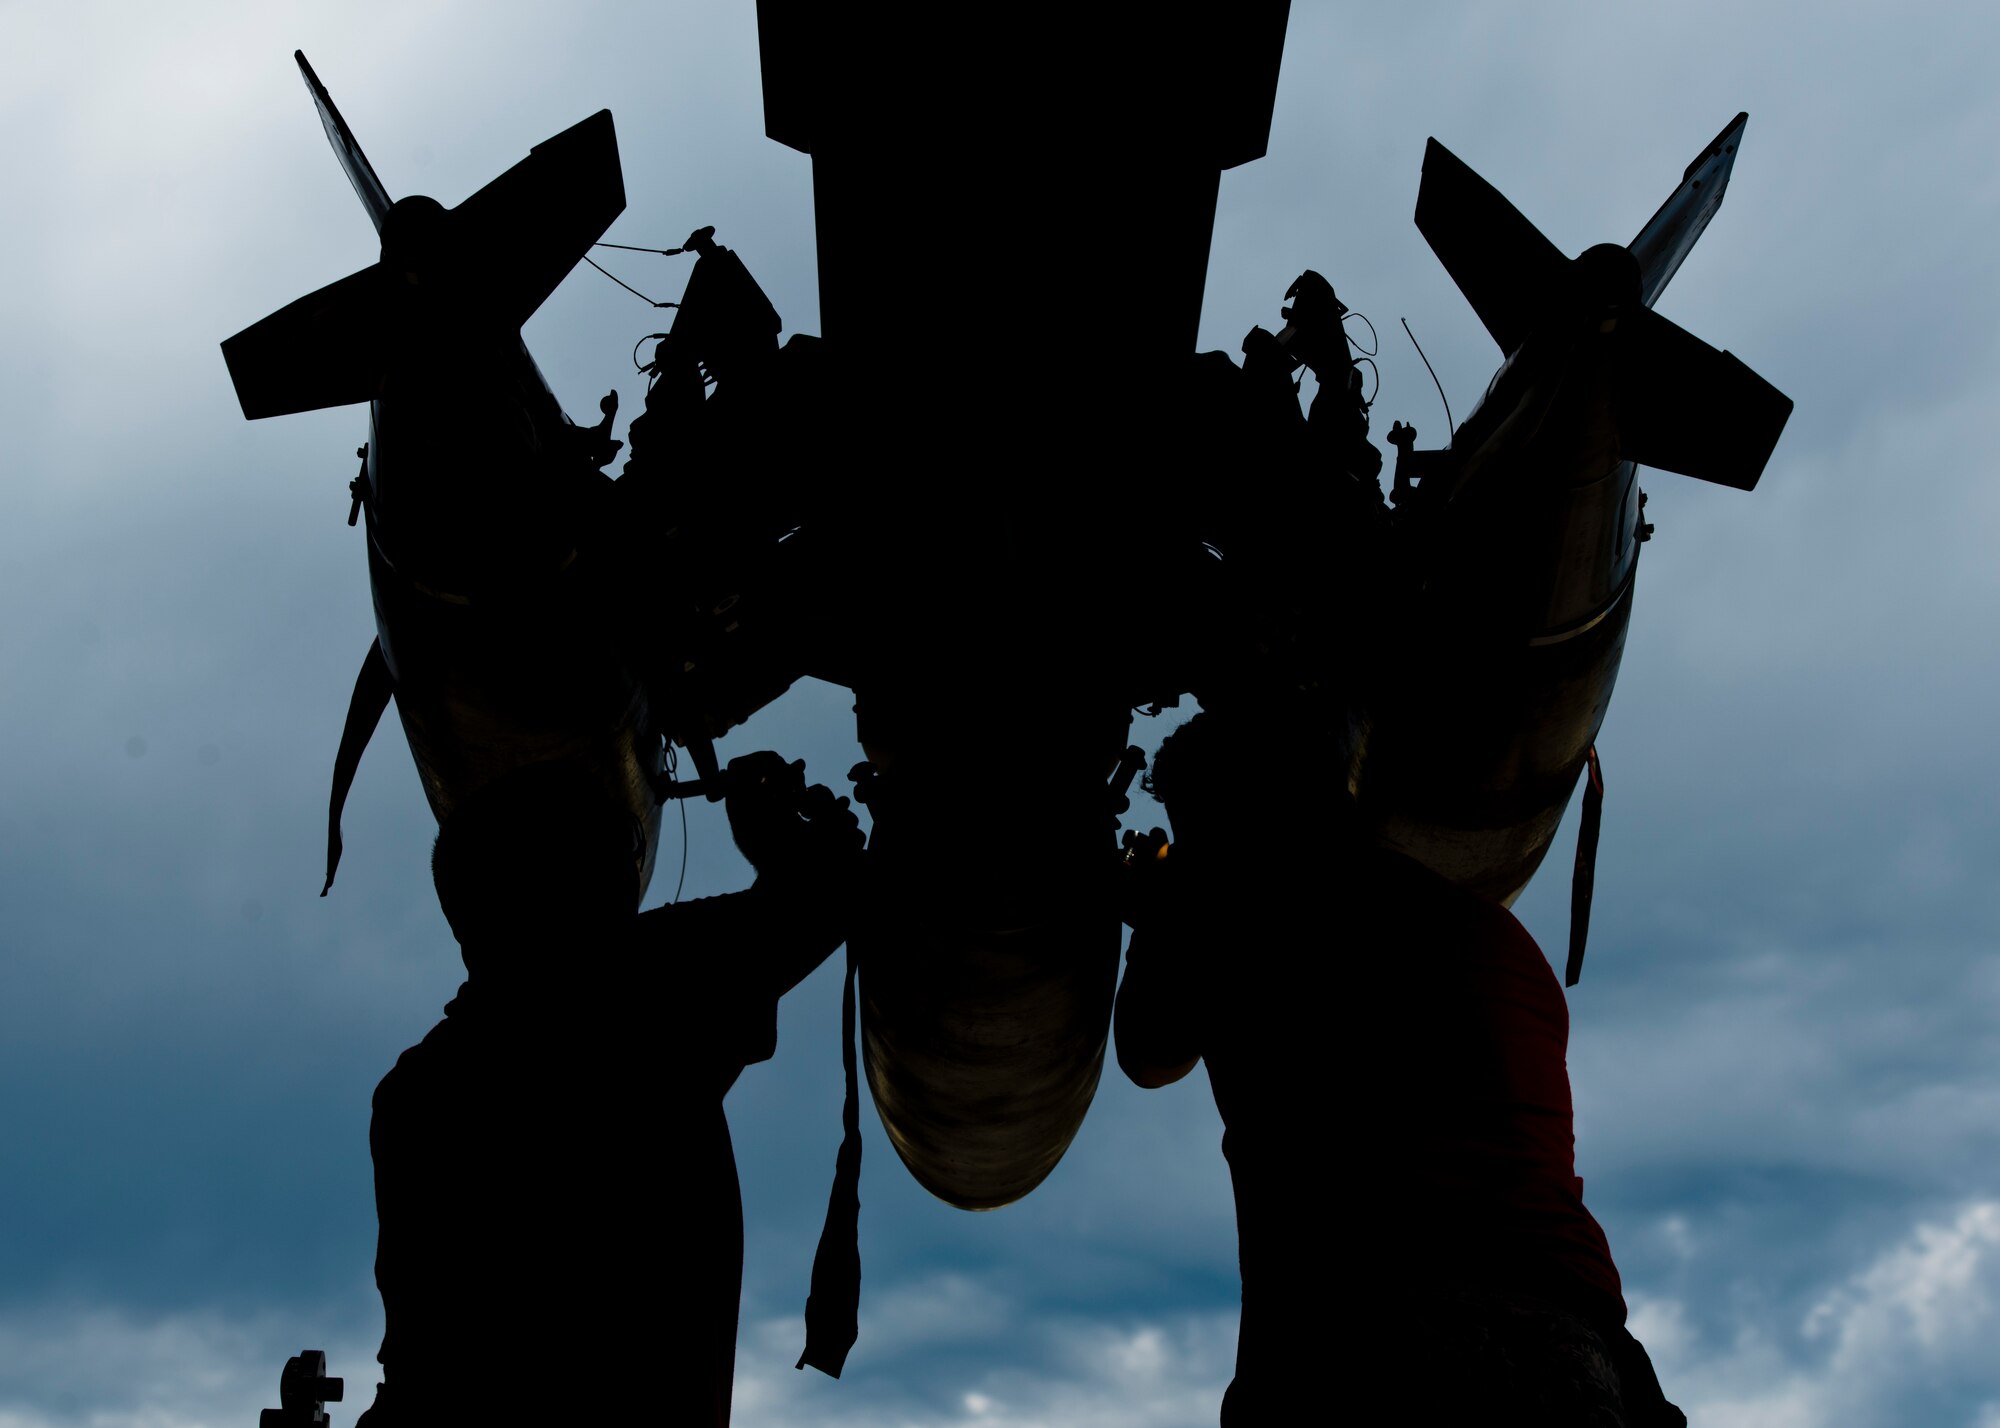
(4, 2), (2000, 1423)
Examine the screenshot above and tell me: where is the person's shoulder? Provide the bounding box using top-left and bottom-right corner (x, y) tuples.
(1365, 847), (1544, 954)
(372, 989), (473, 1108)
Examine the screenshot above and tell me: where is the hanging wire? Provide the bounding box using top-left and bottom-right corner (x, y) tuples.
(583, 255), (680, 308)
(1342, 309), (1380, 357)
(672, 787), (688, 905)
(632, 333), (670, 375)
(663, 739), (689, 905)
(1353, 355), (1380, 408)
(1401, 317), (1454, 434)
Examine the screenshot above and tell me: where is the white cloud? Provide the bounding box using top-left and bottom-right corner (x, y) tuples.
(738, 1205), (2000, 1428)
(1805, 1201), (2000, 1371)
(0, 1305), (377, 1428)
(732, 1278), (1236, 1428)
(1641, 1199), (2000, 1428)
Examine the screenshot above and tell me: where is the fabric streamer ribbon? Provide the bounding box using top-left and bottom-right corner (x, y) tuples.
(798, 943), (862, 1376)
(1565, 745), (1605, 987)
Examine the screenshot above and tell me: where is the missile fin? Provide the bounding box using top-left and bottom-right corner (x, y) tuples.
(221, 109), (624, 419)
(220, 263), (394, 419)
(1629, 112), (1747, 310)
(450, 109), (627, 332)
(295, 51), (393, 234)
(1414, 137), (1568, 357)
(1614, 305), (1793, 491)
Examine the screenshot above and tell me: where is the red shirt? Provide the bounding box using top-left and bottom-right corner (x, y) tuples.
(1376, 850), (1626, 1322)
(1125, 839), (1626, 1326)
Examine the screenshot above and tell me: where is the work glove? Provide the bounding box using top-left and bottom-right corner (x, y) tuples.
(724, 752), (865, 886)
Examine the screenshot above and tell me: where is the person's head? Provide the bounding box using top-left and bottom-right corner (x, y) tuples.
(1143, 707), (1357, 850)
(431, 761), (646, 971)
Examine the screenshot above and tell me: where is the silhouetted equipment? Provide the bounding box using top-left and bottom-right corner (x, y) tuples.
(1255, 267), (1386, 491)
(260, 1350), (343, 1428)
(758, 3), (1288, 376)
(653, 744), (819, 805)
(662, 225), (781, 372)
(1349, 111), (1791, 910)
(1386, 418), (1424, 506)
(1121, 827), (1170, 867)
(227, 42), (1788, 1400)
(223, 25), (1294, 1227)
(749, 0), (1296, 1215)
(221, 54), (673, 898)
(583, 389), (623, 470)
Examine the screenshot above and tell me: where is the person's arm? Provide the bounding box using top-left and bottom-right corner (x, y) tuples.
(634, 886), (834, 1005)
(726, 753), (864, 998)
(1113, 861), (1204, 1089)
(1115, 933), (1204, 1089)
(635, 753), (863, 1008)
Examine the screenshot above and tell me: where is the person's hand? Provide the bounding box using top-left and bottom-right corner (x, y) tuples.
(1114, 827), (1173, 930)
(724, 752), (864, 883)
(787, 781), (866, 884)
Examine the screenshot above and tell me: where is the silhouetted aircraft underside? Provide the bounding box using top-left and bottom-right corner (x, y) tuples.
(223, 19), (1788, 1218)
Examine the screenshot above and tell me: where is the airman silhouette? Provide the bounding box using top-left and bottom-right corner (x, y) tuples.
(357, 753), (861, 1426)
(1116, 709), (1682, 1425)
